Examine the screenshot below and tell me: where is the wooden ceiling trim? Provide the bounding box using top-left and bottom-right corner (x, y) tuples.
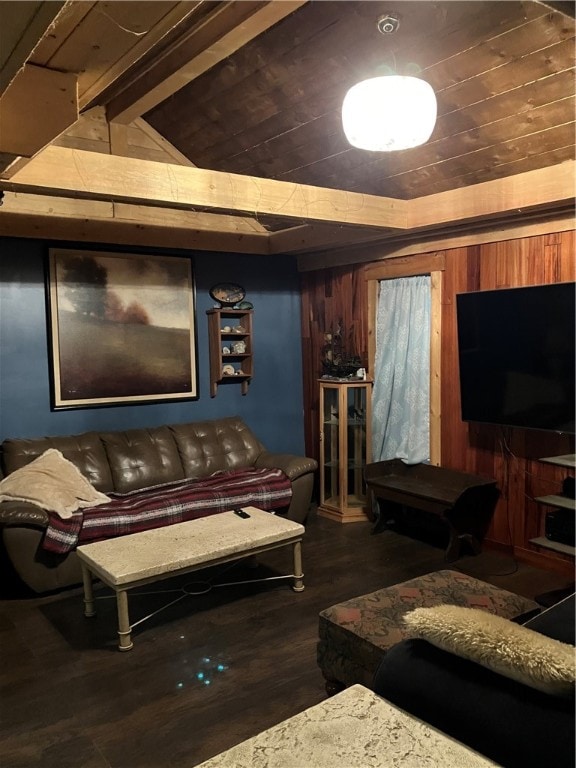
(49, 109), (270, 235)
(0, 0), (66, 93)
(0, 191), (270, 236)
(114, 203), (271, 237)
(268, 222), (398, 255)
(1, 146), (407, 230)
(130, 120), (268, 234)
(0, 210), (269, 254)
(107, 1), (308, 125)
(296, 211), (576, 271)
(408, 162), (575, 229)
(363, 253), (446, 282)
(0, 193), (271, 253)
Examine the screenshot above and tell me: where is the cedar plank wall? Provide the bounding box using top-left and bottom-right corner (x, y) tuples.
(300, 265), (370, 472)
(300, 230), (575, 575)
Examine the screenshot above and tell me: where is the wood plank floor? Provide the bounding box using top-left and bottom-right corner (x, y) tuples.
(0, 511), (572, 768)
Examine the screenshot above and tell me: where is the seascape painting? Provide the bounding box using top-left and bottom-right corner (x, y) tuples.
(47, 249), (197, 408)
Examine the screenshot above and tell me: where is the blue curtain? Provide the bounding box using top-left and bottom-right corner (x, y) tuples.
(372, 275), (431, 464)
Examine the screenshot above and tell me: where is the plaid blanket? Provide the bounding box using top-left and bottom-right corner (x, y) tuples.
(43, 467), (292, 554)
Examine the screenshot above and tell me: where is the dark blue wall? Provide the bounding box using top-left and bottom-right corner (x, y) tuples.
(0, 237), (306, 454)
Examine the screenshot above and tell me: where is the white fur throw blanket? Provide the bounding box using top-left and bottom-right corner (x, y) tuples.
(404, 604), (575, 697)
(0, 448), (110, 519)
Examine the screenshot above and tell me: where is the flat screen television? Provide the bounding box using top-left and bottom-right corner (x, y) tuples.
(456, 282), (575, 434)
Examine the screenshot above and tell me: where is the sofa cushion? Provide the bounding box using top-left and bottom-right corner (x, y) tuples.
(170, 417), (263, 478)
(404, 604), (575, 696)
(101, 426), (185, 492)
(1, 432), (114, 492)
(0, 449), (110, 518)
(42, 468), (292, 554)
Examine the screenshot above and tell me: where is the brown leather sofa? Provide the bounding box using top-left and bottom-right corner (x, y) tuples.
(0, 416), (317, 594)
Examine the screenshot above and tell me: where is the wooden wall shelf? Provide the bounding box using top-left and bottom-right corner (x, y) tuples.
(207, 308), (253, 397)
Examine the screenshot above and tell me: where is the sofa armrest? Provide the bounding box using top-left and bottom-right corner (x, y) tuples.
(255, 452), (317, 481)
(0, 501), (49, 527)
(373, 638), (575, 768)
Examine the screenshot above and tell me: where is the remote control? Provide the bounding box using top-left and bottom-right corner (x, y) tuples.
(234, 508), (250, 519)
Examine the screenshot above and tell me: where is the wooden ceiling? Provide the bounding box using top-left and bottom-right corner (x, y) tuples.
(0, 0), (574, 266)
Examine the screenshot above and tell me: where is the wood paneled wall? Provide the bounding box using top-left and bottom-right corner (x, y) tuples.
(299, 265), (370, 462)
(300, 229), (575, 574)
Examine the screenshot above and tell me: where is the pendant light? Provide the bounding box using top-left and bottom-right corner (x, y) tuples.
(342, 14), (437, 152)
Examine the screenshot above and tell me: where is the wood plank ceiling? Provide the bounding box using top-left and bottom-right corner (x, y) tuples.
(0, 0), (574, 263)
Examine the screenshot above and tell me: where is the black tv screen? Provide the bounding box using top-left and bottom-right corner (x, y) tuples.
(456, 282), (575, 433)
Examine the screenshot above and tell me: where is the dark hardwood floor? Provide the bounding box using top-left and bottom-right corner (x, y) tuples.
(0, 510), (572, 768)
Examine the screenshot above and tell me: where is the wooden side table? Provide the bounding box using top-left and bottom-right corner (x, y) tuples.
(364, 459), (499, 561)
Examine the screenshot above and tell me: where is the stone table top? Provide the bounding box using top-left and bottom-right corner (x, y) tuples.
(194, 684), (499, 768)
(77, 507), (304, 586)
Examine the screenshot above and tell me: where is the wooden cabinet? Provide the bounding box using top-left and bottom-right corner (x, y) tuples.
(207, 308), (253, 397)
(318, 380), (372, 523)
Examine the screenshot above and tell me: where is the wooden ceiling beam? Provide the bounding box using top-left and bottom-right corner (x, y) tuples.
(408, 162), (576, 229)
(268, 223), (399, 255)
(0, 192), (270, 254)
(0, 64), (78, 162)
(106, 0), (308, 126)
(0, 0), (65, 94)
(0, 146), (407, 230)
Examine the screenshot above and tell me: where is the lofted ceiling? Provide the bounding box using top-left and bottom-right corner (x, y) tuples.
(0, 0), (574, 266)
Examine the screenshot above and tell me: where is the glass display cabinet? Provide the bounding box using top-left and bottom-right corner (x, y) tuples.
(318, 380), (372, 523)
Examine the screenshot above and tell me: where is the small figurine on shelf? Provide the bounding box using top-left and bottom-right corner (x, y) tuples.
(321, 319), (363, 379)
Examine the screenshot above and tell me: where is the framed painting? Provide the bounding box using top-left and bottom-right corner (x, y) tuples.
(47, 249), (198, 409)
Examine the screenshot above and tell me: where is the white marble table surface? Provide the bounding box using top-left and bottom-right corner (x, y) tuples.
(195, 684), (500, 768)
(77, 507), (304, 586)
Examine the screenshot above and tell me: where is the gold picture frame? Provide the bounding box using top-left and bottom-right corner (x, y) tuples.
(47, 248), (198, 409)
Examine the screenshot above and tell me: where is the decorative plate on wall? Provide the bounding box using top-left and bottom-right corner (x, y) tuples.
(209, 283), (246, 307)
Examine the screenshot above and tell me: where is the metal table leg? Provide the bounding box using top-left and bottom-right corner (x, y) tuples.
(116, 589), (134, 652)
(292, 540), (305, 592)
(81, 563), (96, 618)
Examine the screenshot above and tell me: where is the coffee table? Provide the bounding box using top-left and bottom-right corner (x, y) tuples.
(77, 506), (305, 651)
(195, 684), (498, 767)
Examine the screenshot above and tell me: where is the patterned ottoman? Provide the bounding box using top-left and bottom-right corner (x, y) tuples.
(317, 569), (540, 693)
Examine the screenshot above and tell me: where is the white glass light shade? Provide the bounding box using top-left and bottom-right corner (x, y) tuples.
(342, 75), (437, 151)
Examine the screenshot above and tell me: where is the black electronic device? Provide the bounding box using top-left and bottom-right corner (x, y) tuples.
(545, 509), (575, 546)
(234, 508), (250, 519)
(456, 282), (575, 433)
(562, 476), (575, 499)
